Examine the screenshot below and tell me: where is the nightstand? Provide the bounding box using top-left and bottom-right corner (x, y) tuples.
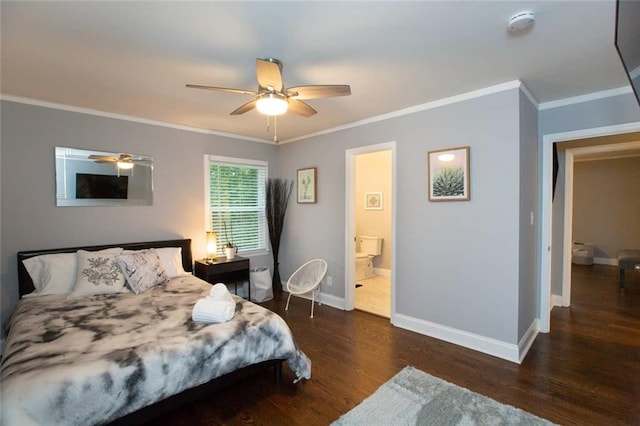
(194, 256), (251, 300)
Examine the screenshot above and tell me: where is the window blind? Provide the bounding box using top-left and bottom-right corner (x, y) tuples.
(207, 157), (268, 255)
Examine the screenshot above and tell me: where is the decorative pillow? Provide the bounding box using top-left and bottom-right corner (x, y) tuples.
(22, 248), (122, 296)
(117, 248), (170, 294)
(155, 247), (191, 278)
(72, 249), (128, 296)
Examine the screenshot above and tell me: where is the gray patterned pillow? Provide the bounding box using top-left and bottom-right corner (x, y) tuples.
(117, 248), (170, 294)
(72, 249), (128, 296)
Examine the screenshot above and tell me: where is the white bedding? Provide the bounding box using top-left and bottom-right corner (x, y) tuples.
(1, 275), (310, 426)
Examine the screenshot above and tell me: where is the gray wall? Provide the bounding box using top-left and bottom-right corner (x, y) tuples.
(278, 88), (526, 344)
(573, 157), (640, 258)
(0, 100), (278, 330)
(518, 91), (539, 340)
(539, 92), (640, 296)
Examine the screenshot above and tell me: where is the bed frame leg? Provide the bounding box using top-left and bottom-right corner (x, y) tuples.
(274, 361), (283, 382)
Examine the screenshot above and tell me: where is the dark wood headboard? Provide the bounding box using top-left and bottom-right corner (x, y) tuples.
(17, 239), (192, 297)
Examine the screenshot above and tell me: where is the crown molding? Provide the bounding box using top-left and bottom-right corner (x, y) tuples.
(538, 86), (633, 111)
(282, 80), (525, 143)
(0, 94), (272, 144)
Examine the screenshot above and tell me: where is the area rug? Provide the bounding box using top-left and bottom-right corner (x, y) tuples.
(332, 366), (554, 425)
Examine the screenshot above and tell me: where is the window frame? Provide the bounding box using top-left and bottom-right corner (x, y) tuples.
(204, 155), (269, 257)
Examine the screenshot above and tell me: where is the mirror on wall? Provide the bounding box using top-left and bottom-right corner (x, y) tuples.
(55, 147), (153, 206)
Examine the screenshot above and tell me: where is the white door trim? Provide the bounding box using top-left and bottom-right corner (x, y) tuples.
(345, 142), (397, 321)
(539, 122), (640, 332)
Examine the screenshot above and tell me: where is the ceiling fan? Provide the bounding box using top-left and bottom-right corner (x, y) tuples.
(88, 154), (145, 170)
(186, 58), (351, 118)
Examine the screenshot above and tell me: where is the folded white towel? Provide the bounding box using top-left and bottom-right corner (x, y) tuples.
(208, 283), (234, 303)
(192, 298), (235, 324)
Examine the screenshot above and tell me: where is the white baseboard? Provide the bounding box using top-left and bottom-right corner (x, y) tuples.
(594, 257), (617, 266)
(285, 290), (346, 310)
(373, 268), (391, 277)
(551, 294), (564, 307)
(518, 319), (539, 363)
(393, 313), (521, 363)
(319, 293), (346, 310)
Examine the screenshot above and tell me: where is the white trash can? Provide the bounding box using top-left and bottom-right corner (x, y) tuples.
(250, 267), (273, 303)
(572, 242), (594, 265)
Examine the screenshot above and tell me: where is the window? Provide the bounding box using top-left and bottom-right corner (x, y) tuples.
(205, 155), (268, 256)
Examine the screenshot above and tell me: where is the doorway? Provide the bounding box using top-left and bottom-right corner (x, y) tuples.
(559, 140), (640, 307)
(345, 142), (396, 320)
(539, 122), (640, 331)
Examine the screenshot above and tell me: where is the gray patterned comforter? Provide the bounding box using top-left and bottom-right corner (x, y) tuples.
(0, 276), (311, 426)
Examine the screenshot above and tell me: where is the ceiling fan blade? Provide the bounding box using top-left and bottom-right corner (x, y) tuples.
(186, 84), (256, 96)
(256, 58), (283, 92)
(287, 99), (317, 117)
(230, 100), (257, 115)
(287, 85), (351, 100)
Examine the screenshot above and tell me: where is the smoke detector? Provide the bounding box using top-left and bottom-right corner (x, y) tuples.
(507, 11), (535, 32)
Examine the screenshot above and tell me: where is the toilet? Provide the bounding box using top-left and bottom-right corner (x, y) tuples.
(355, 235), (383, 281)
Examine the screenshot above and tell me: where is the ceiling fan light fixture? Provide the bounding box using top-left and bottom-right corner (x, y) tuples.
(438, 153), (455, 162)
(256, 93), (288, 116)
(117, 161), (134, 170)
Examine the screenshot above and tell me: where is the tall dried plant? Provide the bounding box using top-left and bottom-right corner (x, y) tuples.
(266, 178), (293, 294)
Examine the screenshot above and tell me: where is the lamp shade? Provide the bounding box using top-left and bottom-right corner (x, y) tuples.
(206, 231), (218, 260)
(256, 93), (288, 116)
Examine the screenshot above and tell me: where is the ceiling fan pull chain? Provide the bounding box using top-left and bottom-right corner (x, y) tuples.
(274, 115), (278, 143)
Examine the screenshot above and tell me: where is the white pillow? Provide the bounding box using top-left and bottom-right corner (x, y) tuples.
(117, 249), (170, 294)
(155, 247), (191, 278)
(72, 249), (129, 296)
(22, 248), (122, 296)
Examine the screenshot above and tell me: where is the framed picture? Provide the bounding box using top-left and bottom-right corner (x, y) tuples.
(427, 146), (470, 202)
(365, 192), (383, 210)
(297, 167), (317, 204)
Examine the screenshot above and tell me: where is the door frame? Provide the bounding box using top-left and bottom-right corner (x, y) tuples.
(559, 141), (640, 307)
(539, 122), (640, 332)
(345, 141), (397, 320)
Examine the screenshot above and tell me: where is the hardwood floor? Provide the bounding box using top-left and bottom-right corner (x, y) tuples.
(162, 264), (640, 425)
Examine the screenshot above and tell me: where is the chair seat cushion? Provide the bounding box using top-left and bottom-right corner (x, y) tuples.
(618, 250), (640, 270)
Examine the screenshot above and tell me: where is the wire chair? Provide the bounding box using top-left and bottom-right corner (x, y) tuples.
(285, 259), (328, 318)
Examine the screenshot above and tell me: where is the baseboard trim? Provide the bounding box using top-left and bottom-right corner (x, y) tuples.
(594, 257), (617, 266)
(551, 294), (564, 307)
(283, 287), (346, 311)
(518, 319), (539, 363)
(373, 268), (391, 277)
(319, 293), (346, 310)
(393, 313), (520, 363)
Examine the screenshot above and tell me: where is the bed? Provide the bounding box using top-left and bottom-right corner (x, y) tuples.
(1, 239), (311, 426)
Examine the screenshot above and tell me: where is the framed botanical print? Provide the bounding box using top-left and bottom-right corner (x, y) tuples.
(297, 167), (317, 204)
(427, 146), (470, 201)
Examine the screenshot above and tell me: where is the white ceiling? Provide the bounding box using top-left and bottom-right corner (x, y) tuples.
(0, 1), (632, 143)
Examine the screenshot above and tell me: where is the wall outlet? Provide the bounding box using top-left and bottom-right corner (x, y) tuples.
(326, 276), (333, 287)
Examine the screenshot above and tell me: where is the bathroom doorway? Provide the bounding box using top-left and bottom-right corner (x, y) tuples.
(345, 142), (395, 319)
